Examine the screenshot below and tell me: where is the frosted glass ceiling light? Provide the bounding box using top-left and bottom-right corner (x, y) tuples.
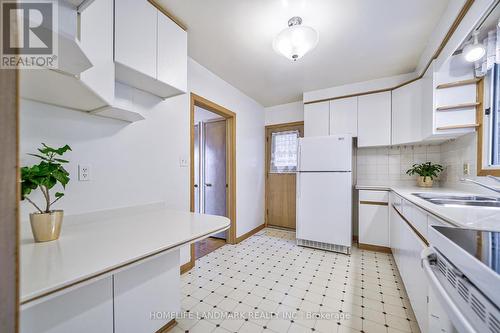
(273, 16), (318, 61)
(463, 31), (485, 62)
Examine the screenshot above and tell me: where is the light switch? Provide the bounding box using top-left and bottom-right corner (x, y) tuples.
(179, 156), (188, 167)
(78, 164), (91, 181)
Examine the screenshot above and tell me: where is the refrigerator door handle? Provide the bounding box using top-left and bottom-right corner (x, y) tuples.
(297, 142), (302, 172)
(297, 172), (301, 199)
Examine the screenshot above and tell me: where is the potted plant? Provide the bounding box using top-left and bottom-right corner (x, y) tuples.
(21, 143), (71, 242)
(406, 162), (444, 188)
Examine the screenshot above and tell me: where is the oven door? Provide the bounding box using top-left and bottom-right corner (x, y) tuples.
(421, 248), (475, 333)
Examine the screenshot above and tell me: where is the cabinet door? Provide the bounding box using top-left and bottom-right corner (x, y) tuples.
(304, 101), (329, 137)
(114, 251), (180, 333)
(392, 80), (422, 145)
(359, 203), (389, 247)
(114, 0), (157, 78)
(357, 92), (391, 147)
(157, 13), (187, 92)
(21, 277), (113, 333)
(329, 97), (358, 136)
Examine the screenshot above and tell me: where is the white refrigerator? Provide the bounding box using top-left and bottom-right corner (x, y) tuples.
(296, 135), (352, 254)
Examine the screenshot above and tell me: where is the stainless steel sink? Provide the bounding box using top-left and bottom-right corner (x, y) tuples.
(412, 192), (500, 208)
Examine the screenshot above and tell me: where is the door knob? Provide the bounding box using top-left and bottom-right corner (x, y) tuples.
(194, 184), (198, 188)
(205, 183), (212, 187)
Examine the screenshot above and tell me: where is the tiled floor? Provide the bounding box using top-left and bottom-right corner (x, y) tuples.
(174, 228), (420, 333)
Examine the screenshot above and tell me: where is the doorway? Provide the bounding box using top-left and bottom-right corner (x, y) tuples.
(186, 94), (236, 270)
(265, 122), (304, 229)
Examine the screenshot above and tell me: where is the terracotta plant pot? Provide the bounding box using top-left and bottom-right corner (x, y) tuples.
(29, 210), (64, 242)
(417, 176), (433, 188)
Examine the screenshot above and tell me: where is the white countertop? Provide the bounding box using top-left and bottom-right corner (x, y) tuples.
(20, 204), (230, 304)
(356, 185), (500, 231)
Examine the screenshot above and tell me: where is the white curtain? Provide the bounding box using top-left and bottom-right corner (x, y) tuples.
(475, 25), (500, 77)
(270, 130), (299, 173)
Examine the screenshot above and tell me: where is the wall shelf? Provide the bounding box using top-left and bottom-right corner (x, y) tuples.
(436, 102), (480, 111)
(436, 78), (480, 89)
(436, 124), (479, 131)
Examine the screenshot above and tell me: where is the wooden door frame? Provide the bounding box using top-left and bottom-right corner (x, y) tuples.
(264, 121), (304, 228)
(0, 68), (20, 332)
(183, 93), (236, 273)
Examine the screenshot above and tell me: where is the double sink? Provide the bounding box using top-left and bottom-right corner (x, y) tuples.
(412, 192), (500, 208)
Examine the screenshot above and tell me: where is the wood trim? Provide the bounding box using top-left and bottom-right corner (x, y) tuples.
(476, 78), (500, 176)
(359, 201), (388, 206)
(436, 102), (480, 111)
(265, 121), (304, 130)
(392, 204), (429, 246)
(0, 66), (19, 332)
(436, 124), (479, 130)
(352, 235), (359, 244)
(236, 224), (265, 243)
(358, 243), (392, 254)
(148, 0), (187, 31)
(155, 319), (177, 333)
(188, 93), (237, 272)
(436, 78), (480, 89)
(304, 0), (475, 105)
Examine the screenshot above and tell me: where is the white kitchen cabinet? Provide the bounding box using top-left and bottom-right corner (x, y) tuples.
(357, 92), (392, 147)
(304, 101), (330, 137)
(392, 80), (422, 145)
(157, 12), (188, 93)
(114, 251), (180, 333)
(359, 190), (389, 247)
(21, 277), (113, 333)
(114, 0), (157, 79)
(329, 97), (358, 136)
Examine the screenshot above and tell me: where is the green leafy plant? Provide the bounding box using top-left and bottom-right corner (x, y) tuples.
(21, 143), (72, 213)
(406, 162), (444, 181)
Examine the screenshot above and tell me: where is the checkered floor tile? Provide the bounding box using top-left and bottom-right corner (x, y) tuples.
(173, 228), (420, 333)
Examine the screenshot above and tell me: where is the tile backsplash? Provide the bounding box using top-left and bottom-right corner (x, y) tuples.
(356, 145), (441, 186)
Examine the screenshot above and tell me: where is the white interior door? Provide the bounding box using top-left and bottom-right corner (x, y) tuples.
(296, 172), (352, 246)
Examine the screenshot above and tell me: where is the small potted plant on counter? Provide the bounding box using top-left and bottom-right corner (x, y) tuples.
(21, 143), (72, 242)
(406, 162), (443, 188)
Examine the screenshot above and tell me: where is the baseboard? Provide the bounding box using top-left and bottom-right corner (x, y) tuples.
(180, 261), (194, 274)
(236, 224), (265, 243)
(155, 319), (177, 333)
(358, 243), (392, 253)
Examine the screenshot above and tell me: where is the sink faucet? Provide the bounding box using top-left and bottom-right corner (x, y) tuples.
(460, 177), (500, 194)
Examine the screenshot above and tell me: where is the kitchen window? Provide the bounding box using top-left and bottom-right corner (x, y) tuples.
(270, 130), (299, 173)
(479, 64), (500, 175)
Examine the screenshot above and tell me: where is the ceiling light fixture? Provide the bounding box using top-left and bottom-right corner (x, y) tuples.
(463, 31), (486, 62)
(273, 16), (318, 61)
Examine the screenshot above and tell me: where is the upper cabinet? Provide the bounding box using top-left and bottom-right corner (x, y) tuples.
(329, 97), (358, 136)
(114, 0), (187, 98)
(392, 80), (422, 145)
(357, 92), (392, 147)
(304, 101), (330, 137)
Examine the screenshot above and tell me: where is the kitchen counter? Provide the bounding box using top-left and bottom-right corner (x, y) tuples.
(20, 204), (230, 304)
(356, 185), (500, 231)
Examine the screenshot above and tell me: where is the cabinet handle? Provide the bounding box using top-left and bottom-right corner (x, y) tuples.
(359, 201), (388, 206)
(205, 183), (212, 187)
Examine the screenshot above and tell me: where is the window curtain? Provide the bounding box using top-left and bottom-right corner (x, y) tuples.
(475, 25), (500, 77)
(270, 130), (299, 173)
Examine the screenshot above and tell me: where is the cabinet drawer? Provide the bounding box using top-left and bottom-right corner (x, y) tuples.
(359, 190), (389, 203)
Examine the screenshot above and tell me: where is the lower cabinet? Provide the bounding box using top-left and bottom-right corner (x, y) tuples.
(21, 277), (114, 333)
(359, 190), (389, 247)
(21, 250), (180, 333)
(389, 194), (428, 332)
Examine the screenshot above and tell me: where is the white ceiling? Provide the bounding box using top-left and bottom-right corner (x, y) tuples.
(159, 0), (450, 107)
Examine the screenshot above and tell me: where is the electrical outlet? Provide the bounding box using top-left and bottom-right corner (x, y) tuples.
(78, 164), (91, 181)
(179, 156), (188, 167)
(463, 163), (470, 176)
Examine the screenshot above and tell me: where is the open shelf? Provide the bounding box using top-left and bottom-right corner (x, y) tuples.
(436, 102), (480, 111)
(436, 78), (480, 89)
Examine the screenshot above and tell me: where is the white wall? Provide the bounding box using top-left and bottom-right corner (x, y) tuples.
(188, 58), (266, 239)
(265, 101), (303, 126)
